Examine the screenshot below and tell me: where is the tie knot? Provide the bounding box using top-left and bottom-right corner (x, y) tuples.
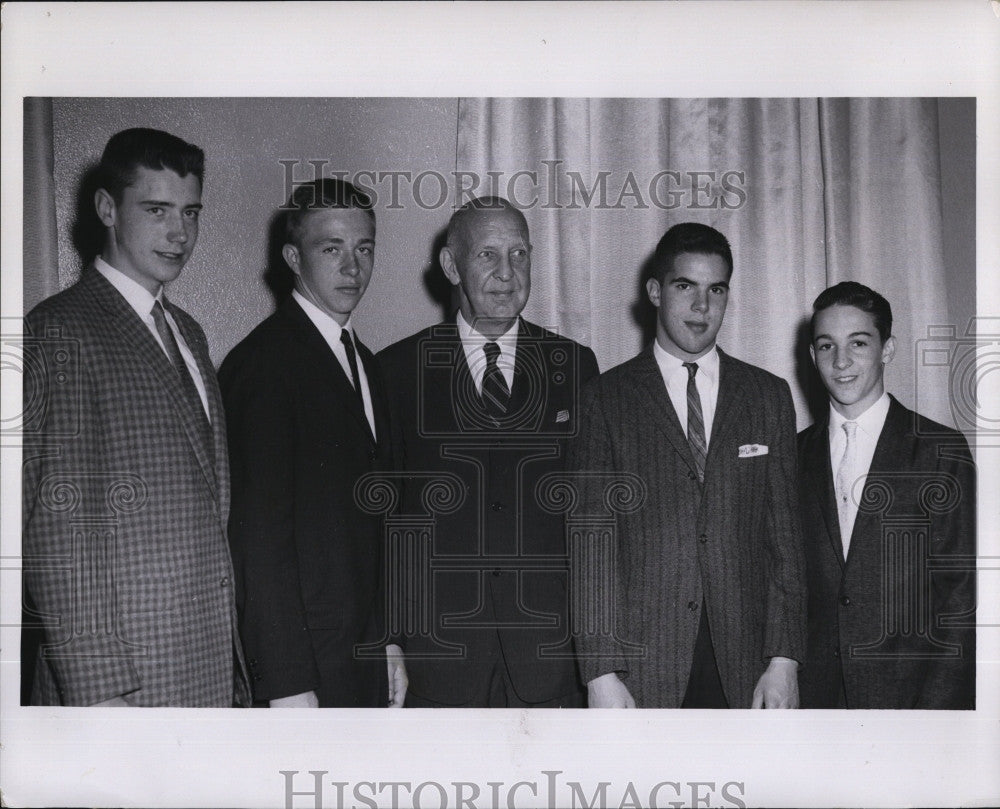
(683, 361), (699, 379)
(843, 420), (858, 439)
(151, 298), (165, 317)
(484, 341), (502, 363)
(340, 329), (354, 349)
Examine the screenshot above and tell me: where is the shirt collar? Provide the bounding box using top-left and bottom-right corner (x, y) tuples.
(456, 310), (519, 352)
(95, 255), (162, 316)
(652, 339), (719, 384)
(829, 391), (891, 438)
(292, 289), (352, 341)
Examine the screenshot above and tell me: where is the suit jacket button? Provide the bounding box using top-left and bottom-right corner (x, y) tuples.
(698, 533), (708, 543)
(687, 600), (698, 611)
(368, 450), (377, 461)
(492, 568), (502, 577)
(839, 595), (851, 606)
(833, 648), (840, 658)
(220, 576), (230, 587)
(491, 502), (504, 512)
(688, 471), (697, 481)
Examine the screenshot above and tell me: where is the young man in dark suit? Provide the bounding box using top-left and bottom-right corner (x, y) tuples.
(378, 196), (599, 707)
(220, 178), (406, 708)
(572, 222), (806, 709)
(798, 282), (975, 708)
(22, 128), (249, 706)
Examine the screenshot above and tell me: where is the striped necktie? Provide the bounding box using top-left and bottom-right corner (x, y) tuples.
(683, 361), (707, 483)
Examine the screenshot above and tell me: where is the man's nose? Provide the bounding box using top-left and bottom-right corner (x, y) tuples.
(691, 291), (708, 312)
(493, 255), (513, 281)
(341, 252), (359, 276)
(166, 213), (189, 243)
(833, 348), (851, 369)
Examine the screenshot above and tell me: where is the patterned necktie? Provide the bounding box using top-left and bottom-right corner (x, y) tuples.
(836, 420), (859, 558)
(683, 362), (707, 483)
(339, 329), (365, 407)
(150, 298), (213, 455)
(482, 341), (510, 418)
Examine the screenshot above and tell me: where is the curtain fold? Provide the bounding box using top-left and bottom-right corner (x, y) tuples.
(22, 97), (61, 312)
(456, 97), (956, 428)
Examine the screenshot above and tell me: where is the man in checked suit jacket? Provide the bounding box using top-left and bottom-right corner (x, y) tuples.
(22, 128), (249, 706)
(220, 178), (406, 708)
(572, 222), (806, 709)
(797, 282), (975, 709)
(378, 197), (599, 707)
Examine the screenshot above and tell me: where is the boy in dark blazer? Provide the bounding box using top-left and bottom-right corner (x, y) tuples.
(220, 179), (406, 708)
(798, 281), (975, 709)
(572, 222), (806, 709)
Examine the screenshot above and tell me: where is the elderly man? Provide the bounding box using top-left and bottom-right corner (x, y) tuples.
(378, 196), (599, 707)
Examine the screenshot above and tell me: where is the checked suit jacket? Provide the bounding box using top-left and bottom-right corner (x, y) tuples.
(219, 297), (391, 707)
(377, 318), (599, 705)
(570, 346), (807, 708)
(22, 267), (249, 707)
(797, 396), (975, 709)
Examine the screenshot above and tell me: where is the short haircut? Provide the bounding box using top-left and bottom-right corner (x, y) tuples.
(97, 128), (205, 203)
(811, 281), (893, 343)
(446, 196), (528, 250)
(649, 222), (734, 285)
(284, 177), (375, 246)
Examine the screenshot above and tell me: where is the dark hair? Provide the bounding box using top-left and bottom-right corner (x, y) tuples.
(811, 281), (893, 343)
(446, 196), (528, 249)
(649, 222), (733, 285)
(283, 177), (375, 246)
(97, 128), (205, 203)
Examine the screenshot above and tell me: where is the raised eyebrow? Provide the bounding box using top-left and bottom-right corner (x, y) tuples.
(848, 331), (873, 338)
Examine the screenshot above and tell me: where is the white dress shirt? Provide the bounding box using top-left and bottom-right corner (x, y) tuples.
(456, 310), (518, 394)
(828, 391), (891, 553)
(95, 256), (210, 418)
(292, 290), (377, 440)
(652, 341), (720, 445)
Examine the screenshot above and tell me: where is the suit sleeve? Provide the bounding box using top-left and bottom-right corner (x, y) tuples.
(219, 349), (320, 701)
(570, 379), (631, 684)
(917, 436), (976, 709)
(760, 379), (808, 663)
(21, 310), (141, 705)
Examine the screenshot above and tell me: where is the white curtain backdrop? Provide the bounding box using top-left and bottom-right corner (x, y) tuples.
(456, 98), (959, 429)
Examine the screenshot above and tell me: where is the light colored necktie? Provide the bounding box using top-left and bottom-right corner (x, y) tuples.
(835, 420), (858, 558)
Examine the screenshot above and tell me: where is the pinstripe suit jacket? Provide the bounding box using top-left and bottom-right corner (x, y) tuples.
(22, 268), (249, 706)
(797, 396), (975, 708)
(571, 346), (806, 708)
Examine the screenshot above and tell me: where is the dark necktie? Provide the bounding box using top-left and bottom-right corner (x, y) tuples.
(482, 341), (510, 418)
(150, 298), (213, 455)
(339, 328), (365, 408)
(683, 361), (707, 483)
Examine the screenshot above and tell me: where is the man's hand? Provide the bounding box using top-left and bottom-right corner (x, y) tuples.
(386, 644), (407, 708)
(751, 656), (799, 708)
(269, 690), (319, 708)
(587, 672), (636, 708)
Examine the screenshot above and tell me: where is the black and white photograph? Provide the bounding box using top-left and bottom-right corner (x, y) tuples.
(2, 2), (998, 808)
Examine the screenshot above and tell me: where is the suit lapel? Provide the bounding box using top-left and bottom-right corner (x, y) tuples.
(803, 416), (845, 569)
(705, 348), (746, 461)
(845, 396), (909, 566)
(82, 269), (220, 499)
(282, 298), (376, 447)
(628, 346), (701, 477)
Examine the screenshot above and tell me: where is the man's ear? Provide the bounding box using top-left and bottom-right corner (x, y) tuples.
(281, 243), (301, 276)
(645, 277), (662, 308)
(809, 343), (817, 368)
(94, 188), (116, 228)
(881, 335), (897, 366)
(440, 246), (461, 286)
